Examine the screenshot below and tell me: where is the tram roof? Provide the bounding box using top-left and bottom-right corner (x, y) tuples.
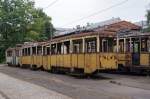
(49, 21), (141, 42)
(6, 48), (15, 51)
(6, 46), (21, 51)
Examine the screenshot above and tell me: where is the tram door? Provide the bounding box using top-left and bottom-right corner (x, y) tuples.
(132, 40), (140, 65)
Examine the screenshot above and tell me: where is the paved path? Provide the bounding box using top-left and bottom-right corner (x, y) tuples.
(0, 72), (72, 99)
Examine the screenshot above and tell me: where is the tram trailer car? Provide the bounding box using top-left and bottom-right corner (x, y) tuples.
(6, 45), (21, 66)
(19, 33), (118, 75)
(6, 48), (14, 66)
(117, 32), (150, 74)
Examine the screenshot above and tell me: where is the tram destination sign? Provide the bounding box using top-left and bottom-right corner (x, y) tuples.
(117, 29), (138, 37)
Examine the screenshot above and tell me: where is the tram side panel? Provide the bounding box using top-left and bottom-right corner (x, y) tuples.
(99, 53), (118, 70)
(140, 53), (149, 66)
(51, 55), (57, 68)
(71, 54), (78, 68)
(63, 54), (71, 68)
(56, 54), (64, 67)
(117, 53), (132, 70)
(77, 54), (85, 69)
(84, 53), (97, 73)
(42, 55), (48, 70)
(47, 55), (51, 70)
(20, 56), (32, 67)
(81, 53), (118, 74)
(45, 53), (118, 74)
(18, 50), (118, 74)
(36, 55), (43, 68)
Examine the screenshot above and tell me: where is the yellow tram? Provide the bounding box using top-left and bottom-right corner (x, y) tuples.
(19, 32), (118, 74)
(117, 32), (150, 73)
(6, 20), (143, 74)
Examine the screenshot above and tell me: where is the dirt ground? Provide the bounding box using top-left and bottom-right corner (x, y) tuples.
(0, 64), (150, 99)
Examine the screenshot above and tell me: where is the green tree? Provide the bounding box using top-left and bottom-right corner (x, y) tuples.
(0, 0), (54, 62)
(25, 8), (54, 41)
(144, 6), (150, 32)
(147, 9), (150, 24)
(43, 21), (55, 39)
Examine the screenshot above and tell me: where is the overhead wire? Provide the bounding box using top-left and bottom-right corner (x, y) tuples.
(60, 0), (128, 27)
(43, 0), (59, 10)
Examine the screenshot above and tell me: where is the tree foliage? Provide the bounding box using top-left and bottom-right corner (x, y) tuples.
(144, 6), (150, 32)
(147, 9), (150, 25)
(0, 0), (55, 62)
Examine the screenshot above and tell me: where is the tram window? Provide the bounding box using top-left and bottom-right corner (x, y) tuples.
(32, 47), (36, 55)
(119, 40), (124, 52)
(103, 40), (108, 52)
(101, 39), (108, 52)
(134, 43), (139, 53)
(25, 48), (28, 56)
(130, 38), (140, 53)
(57, 43), (62, 54)
(22, 49), (24, 56)
(23, 49), (25, 56)
(7, 51), (12, 57)
(51, 44), (56, 55)
(86, 41), (96, 53)
(47, 47), (50, 55)
(147, 39), (150, 52)
(21, 49), (24, 56)
(64, 41), (70, 54)
(43, 46), (46, 55)
(101, 38), (114, 52)
(108, 38), (114, 52)
(28, 48), (30, 55)
(85, 38), (96, 53)
(73, 44), (79, 53)
(126, 40), (130, 52)
(37, 46), (42, 55)
(73, 40), (82, 53)
(16, 50), (19, 57)
(113, 41), (117, 52)
(141, 38), (148, 52)
(131, 43), (133, 52)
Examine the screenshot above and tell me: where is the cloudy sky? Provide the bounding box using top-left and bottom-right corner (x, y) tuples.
(34, 0), (149, 28)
